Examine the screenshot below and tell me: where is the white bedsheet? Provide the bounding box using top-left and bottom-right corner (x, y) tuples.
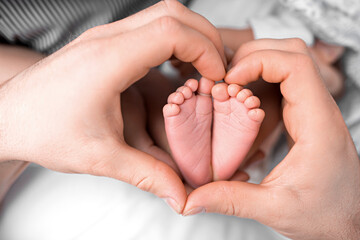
(0, 164), (286, 240)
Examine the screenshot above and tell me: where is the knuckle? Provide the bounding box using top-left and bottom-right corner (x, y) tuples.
(156, 16), (182, 35)
(78, 39), (103, 57)
(78, 25), (103, 40)
(134, 176), (153, 192)
(219, 184), (238, 216)
(164, 0), (221, 54)
(133, 161), (165, 193)
(288, 38), (308, 52)
(162, 0), (187, 16)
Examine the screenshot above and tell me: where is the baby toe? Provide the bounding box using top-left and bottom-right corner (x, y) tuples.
(184, 79), (199, 92)
(163, 104), (181, 117)
(168, 92), (185, 105)
(244, 96), (261, 109)
(236, 89), (253, 102)
(177, 86), (193, 99)
(228, 84), (242, 97)
(248, 109), (265, 122)
(212, 83), (229, 102)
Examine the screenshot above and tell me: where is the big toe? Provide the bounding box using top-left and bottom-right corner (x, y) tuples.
(212, 83), (229, 102)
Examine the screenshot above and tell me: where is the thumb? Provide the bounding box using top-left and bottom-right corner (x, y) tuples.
(94, 143), (187, 214)
(184, 181), (272, 222)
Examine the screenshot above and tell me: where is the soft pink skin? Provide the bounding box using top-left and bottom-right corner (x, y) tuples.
(164, 79), (264, 186)
(212, 83), (265, 180)
(163, 79), (213, 188)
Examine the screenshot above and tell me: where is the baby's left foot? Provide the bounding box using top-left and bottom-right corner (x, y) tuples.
(212, 83), (265, 180)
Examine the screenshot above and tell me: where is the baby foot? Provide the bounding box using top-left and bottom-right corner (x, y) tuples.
(163, 79), (212, 188)
(212, 83), (265, 180)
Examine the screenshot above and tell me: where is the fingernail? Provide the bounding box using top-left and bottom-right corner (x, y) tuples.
(183, 207), (205, 216)
(163, 197), (181, 214)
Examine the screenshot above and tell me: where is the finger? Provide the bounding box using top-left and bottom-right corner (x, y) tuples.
(226, 49), (346, 153)
(103, 17), (226, 91)
(78, 0), (226, 66)
(231, 38), (309, 67)
(184, 181), (272, 223)
(97, 143), (187, 214)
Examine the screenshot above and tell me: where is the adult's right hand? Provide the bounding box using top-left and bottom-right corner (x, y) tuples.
(184, 39), (360, 239)
(0, 0), (226, 213)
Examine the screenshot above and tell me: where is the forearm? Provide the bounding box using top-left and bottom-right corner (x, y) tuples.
(0, 44), (44, 202)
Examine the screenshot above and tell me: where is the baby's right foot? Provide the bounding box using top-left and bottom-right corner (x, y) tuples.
(212, 83), (265, 180)
(163, 79), (212, 188)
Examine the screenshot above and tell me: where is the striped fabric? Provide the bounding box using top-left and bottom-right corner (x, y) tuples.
(0, 0), (190, 54)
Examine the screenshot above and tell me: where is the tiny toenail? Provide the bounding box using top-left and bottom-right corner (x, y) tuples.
(183, 207), (206, 216)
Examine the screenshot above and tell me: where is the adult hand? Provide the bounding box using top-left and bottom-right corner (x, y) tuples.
(0, 0), (226, 213)
(184, 39), (360, 239)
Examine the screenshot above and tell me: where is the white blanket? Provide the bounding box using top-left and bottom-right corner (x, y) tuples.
(0, 164), (286, 240)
